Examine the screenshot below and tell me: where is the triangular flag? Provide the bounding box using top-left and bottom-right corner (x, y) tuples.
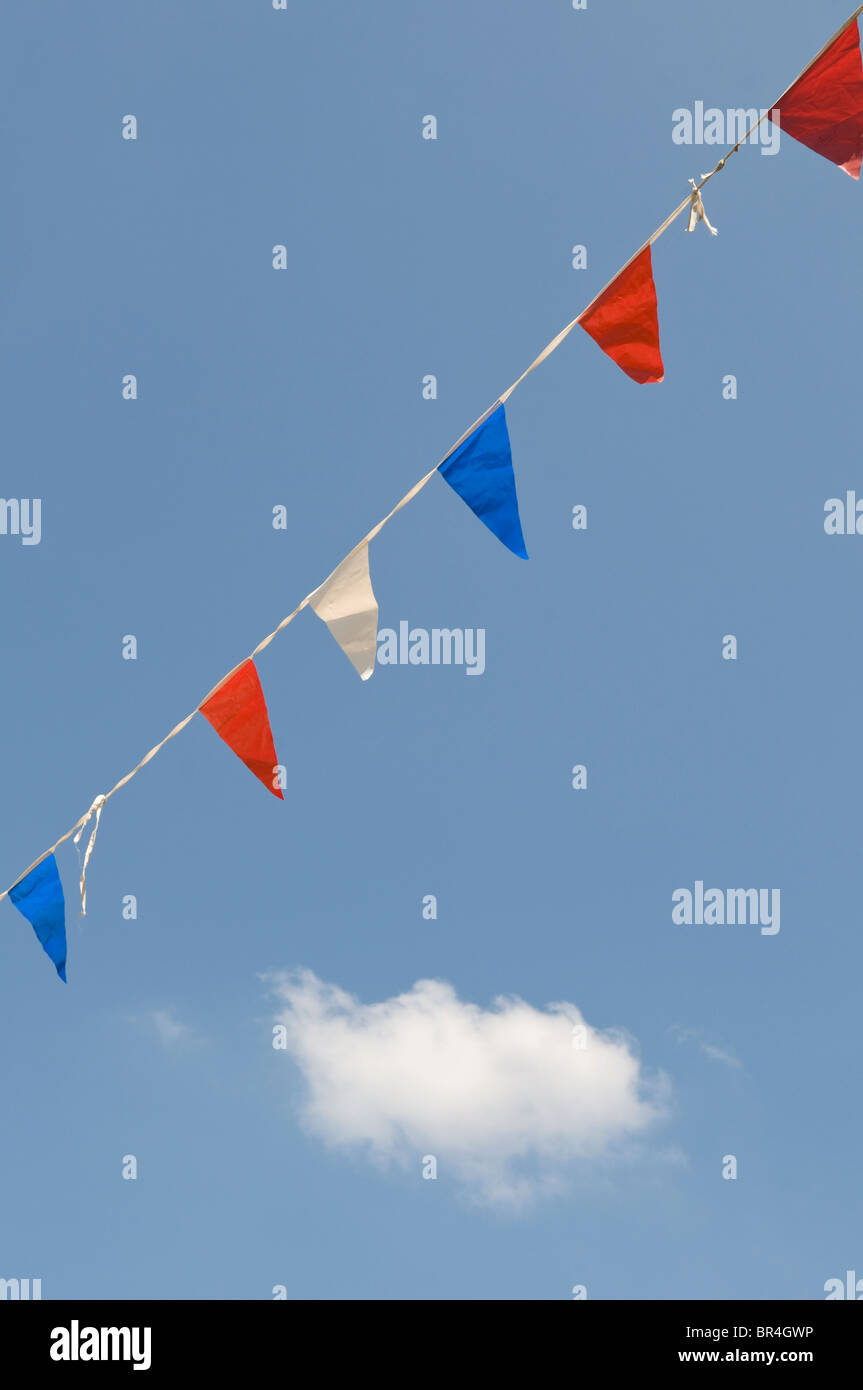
(771, 20), (863, 179)
(9, 853), (67, 981)
(309, 545), (379, 680)
(439, 404), (528, 558)
(578, 245), (664, 384)
(199, 660), (284, 799)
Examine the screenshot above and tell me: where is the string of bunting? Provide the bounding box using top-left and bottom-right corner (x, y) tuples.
(4, 6), (863, 980)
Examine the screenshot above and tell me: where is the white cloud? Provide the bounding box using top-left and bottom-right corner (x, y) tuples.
(700, 1042), (742, 1069)
(150, 1009), (191, 1047)
(267, 970), (668, 1204)
(670, 1025), (742, 1070)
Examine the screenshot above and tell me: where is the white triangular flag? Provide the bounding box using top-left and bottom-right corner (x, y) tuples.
(309, 544), (379, 680)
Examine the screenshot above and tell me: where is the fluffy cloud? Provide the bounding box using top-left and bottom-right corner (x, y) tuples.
(268, 971), (668, 1204)
(150, 1009), (191, 1046)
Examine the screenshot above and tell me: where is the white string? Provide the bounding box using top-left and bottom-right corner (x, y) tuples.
(72, 795), (106, 916)
(687, 179), (719, 236)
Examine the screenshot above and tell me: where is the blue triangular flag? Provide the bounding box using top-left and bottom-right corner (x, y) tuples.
(9, 854), (67, 981)
(439, 404), (528, 558)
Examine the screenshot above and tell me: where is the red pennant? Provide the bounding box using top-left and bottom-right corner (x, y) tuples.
(578, 246), (664, 385)
(199, 661), (284, 799)
(772, 20), (863, 179)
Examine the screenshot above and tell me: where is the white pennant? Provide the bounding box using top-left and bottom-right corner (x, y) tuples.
(309, 544), (379, 680)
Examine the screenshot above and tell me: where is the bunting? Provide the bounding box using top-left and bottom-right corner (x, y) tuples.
(2, 8), (862, 981)
(309, 545), (379, 680)
(199, 661), (284, 799)
(439, 405), (528, 558)
(578, 246), (665, 385)
(772, 18), (863, 178)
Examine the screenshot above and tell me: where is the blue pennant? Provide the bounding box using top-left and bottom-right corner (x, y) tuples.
(9, 854), (68, 981)
(439, 404), (528, 558)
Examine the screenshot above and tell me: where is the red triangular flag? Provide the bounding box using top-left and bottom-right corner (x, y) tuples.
(199, 660), (284, 799)
(578, 245), (664, 385)
(772, 20), (863, 179)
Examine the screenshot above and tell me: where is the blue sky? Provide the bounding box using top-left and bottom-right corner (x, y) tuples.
(1, 0), (861, 1300)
